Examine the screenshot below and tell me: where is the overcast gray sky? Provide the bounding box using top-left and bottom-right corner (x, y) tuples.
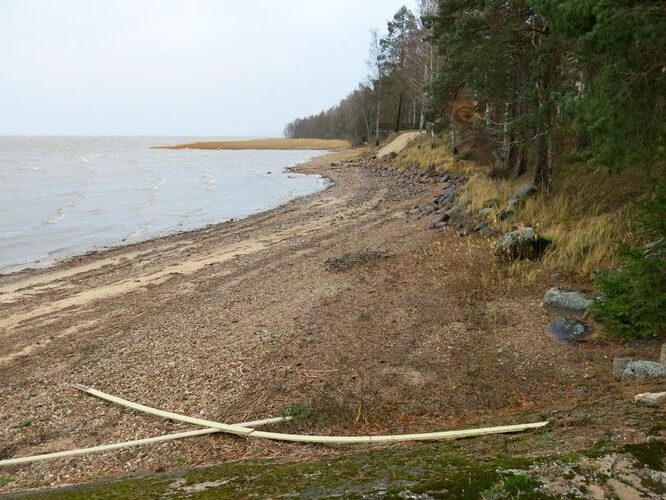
(0, 0), (413, 136)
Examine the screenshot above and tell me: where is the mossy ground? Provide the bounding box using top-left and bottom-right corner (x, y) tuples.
(13, 444), (549, 499)
(13, 440), (665, 498)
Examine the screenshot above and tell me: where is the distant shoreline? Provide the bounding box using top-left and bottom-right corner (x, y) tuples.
(155, 137), (350, 151)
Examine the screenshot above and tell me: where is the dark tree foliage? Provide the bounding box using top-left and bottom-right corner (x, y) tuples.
(590, 175), (666, 338)
(539, 0), (666, 172)
(284, 85), (374, 146)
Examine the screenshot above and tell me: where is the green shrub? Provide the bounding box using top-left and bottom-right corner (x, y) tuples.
(591, 247), (665, 339)
(590, 174), (666, 339)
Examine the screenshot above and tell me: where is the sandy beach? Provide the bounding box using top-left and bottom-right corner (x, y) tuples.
(0, 150), (663, 493)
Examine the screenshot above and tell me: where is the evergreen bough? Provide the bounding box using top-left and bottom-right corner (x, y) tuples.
(591, 176), (666, 339)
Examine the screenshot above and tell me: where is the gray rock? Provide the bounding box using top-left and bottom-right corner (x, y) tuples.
(643, 238), (665, 258)
(507, 198), (520, 212)
(493, 227), (550, 261)
(504, 184), (538, 213)
(543, 287), (593, 316)
(622, 360), (666, 382)
(457, 225), (473, 237)
(478, 226), (500, 237)
(497, 208), (514, 220)
(434, 222), (448, 229)
(634, 391), (666, 407)
(478, 208), (494, 217)
(511, 183), (537, 201)
(474, 221), (490, 232)
(438, 193), (456, 205)
(446, 204), (465, 217)
(439, 173), (450, 182)
(613, 357), (636, 380)
(547, 317), (590, 345)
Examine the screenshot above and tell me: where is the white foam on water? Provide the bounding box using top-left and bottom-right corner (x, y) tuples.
(0, 136), (326, 274)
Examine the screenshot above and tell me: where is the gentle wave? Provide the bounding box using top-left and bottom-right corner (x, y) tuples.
(0, 136), (326, 274)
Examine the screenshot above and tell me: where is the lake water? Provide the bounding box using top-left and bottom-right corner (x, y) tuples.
(0, 136), (327, 274)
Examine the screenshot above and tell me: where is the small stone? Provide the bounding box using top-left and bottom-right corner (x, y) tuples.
(478, 207), (494, 217)
(622, 360), (666, 382)
(457, 224), (473, 237)
(434, 222), (448, 229)
(497, 208), (514, 220)
(434, 213), (450, 224)
(474, 220), (490, 232)
(543, 287), (593, 316)
(511, 183), (537, 201)
(446, 204), (464, 217)
(613, 357), (636, 380)
(478, 226), (500, 237)
(547, 317), (590, 345)
(634, 391), (666, 407)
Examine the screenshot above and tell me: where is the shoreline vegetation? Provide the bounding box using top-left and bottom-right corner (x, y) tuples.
(156, 137), (350, 150)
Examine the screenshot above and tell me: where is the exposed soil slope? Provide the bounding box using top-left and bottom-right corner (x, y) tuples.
(377, 131), (422, 157)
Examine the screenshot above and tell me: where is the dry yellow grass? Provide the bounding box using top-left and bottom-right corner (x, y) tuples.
(395, 133), (452, 168)
(157, 138), (350, 151)
(394, 133), (483, 175)
(464, 164), (646, 275)
(396, 138), (648, 276)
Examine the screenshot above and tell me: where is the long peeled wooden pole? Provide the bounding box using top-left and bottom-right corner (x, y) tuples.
(0, 416), (289, 467)
(75, 384), (549, 444)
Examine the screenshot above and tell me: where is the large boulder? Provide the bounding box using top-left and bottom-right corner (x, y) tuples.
(622, 360), (666, 382)
(493, 227), (550, 261)
(547, 317), (590, 345)
(543, 287), (593, 316)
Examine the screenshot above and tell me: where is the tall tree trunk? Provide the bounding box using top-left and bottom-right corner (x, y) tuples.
(502, 98), (526, 178)
(534, 63), (553, 192)
(395, 93), (404, 132)
(375, 94), (381, 146)
(533, 127), (552, 192)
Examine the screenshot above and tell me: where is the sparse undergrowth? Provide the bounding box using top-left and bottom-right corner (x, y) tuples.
(397, 135), (648, 278)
